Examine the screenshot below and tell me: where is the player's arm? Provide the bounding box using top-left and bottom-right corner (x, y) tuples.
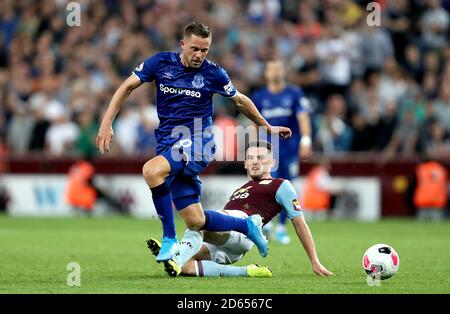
(230, 91), (292, 139)
(298, 111), (312, 159)
(295, 93), (312, 159)
(291, 215), (333, 276)
(275, 180), (333, 276)
(97, 75), (142, 154)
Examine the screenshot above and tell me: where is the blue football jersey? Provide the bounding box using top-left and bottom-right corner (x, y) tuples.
(252, 85), (311, 153)
(133, 51), (237, 151)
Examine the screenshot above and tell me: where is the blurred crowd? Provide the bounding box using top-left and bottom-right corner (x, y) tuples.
(1, 0), (450, 161)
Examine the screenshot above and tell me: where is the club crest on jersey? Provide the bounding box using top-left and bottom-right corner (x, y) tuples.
(192, 74), (205, 88)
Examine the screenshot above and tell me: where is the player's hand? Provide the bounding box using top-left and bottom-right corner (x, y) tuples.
(268, 126), (292, 139)
(96, 124), (114, 154)
(312, 262), (334, 277)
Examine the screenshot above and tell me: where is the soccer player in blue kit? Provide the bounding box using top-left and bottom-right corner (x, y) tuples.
(252, 59), (312, 244)
(96, 22), (291, 267)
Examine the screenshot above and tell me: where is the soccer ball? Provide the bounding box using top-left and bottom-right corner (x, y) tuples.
(362, 243), (399, 280)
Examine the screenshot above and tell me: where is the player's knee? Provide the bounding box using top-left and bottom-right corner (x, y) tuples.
(181, 260), (197, 276)
(142, 161), (166, 185)
(184, 213), (205, 230)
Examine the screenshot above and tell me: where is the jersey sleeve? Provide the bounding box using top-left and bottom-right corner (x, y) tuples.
(294, 88), (312, 114)
(212, 66), (237, 98)
(275, 180), (303, 219)
(132, 54), (159, 83)
(251, 91), (261, 111)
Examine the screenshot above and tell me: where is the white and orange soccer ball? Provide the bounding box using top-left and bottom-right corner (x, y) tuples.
(362, 244), (400, 280)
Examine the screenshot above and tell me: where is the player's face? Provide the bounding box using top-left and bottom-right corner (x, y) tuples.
(264, 60), (285, 84)
(244, 147), (274, 180)
(180, 34), (211, 68)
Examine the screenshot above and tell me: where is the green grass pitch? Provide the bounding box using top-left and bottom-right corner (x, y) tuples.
(1, 215), (449, 294)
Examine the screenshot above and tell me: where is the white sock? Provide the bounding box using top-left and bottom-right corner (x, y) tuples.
(175, 229), (203, 267)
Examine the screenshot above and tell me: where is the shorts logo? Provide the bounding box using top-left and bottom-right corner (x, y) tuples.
(135, 62), (144, 72)
(292, 199), (301, 211)
(192, 74), (205, 88)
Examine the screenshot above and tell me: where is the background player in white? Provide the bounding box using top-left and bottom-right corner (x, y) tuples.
(148, 141), (333, 277)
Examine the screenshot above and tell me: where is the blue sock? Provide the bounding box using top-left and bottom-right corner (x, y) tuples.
(151, 182), (176, 239)
(279, 211), (287, 225)
(196, 260), (247, 277)
(201, 210), (249, 234)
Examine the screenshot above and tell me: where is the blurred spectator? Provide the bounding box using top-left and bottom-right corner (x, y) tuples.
(403, 45), (423, 82)
(213, 106), (239, 162)
(374, 100), (398, 151)
(316, 24), (352, 100)
(6, 103), (33, 155)
(28, 98), (50, 152)
(315, 94), (353, 154)
(383, 109), (419, 159)
(425, 119), (450, 158)
(65, 157), (128, 216)
(75, 109), (99, 159)
(378, 57), (408, 105)
(420, 0), (449, 50)
(350, 110), (375, 151)
(301, 157), (344, 220)
(413, 154), (448, 221)
(45, 108), (80, 156)
(289, 40), (321, 106)
(114, 104), (140, 156)
(433, 83), (450, 133)
(384, 0), (413, 64)
(136, 104), (158, 157)
(293, 2), (323, 41)
(360, 21), (394, 74)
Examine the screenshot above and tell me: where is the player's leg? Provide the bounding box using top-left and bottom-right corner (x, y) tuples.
(156, 202), (268, 276)
(142, 155), (179, 262)
(189, 232), (272, 277)
(176, 201), (268, 257)
(180, 245), (247, 277)
(171, 174), (268, 257)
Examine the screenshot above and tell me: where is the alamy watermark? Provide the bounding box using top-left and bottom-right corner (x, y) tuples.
(366, 2), (381, 27)
(168, 118), (281, 170)
(66, 2), (81, 27)
(366, 273), (381, 287)
(66, 262), (81, 287)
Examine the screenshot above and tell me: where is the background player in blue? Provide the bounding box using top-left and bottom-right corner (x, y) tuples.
(252, 59), (312, 245)
(96, 22), (291, 265)
(147, 141), (333, 278)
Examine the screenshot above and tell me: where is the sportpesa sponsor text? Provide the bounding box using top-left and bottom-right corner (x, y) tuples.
(159, 84), (201, 98)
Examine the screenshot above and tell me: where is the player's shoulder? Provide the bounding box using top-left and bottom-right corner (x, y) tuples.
(202, 58), (229, 76)
(285, 84), (304, 95)
(271, 177), (286, 184)
(272, 178), (294, 190)
(252, 86), (268, 98)
(144, 51), (177, 63)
